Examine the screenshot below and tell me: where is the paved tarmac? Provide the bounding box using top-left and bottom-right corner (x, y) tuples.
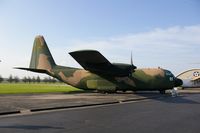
(0, 92), (161, 114)
(0, 89), (199, 114)
(0, 93), (199, 133)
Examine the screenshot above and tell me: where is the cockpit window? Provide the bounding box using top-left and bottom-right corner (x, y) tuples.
(169, 77), (174, 81)
(165, 71), (172, 76)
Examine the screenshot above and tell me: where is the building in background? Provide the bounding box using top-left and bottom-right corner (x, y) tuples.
(177, 69), (200, 89)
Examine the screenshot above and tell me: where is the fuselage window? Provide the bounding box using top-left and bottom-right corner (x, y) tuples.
(169, 77), (174, 81)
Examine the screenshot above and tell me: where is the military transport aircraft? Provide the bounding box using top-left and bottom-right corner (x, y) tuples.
(16, 35), (183, 94)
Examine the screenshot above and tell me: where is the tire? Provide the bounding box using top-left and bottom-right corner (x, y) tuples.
(122, 90), (126, 92)
(159, 90), (166, 94)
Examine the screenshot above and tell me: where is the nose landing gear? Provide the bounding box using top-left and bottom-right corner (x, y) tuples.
(170, 88), (178, 97)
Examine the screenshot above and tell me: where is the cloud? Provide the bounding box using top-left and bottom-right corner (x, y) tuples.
(65, 25), (200, 54)
(59, 25), (200, 75)
(1, 24), (200, 78)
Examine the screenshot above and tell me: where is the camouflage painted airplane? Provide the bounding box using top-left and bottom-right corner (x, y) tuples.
(16, 35), (183, 94)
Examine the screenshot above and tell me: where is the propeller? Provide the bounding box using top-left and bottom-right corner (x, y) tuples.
(131, 52), (133, 66)
(128, 52), (137, 76)
(130, 51), (136, 69)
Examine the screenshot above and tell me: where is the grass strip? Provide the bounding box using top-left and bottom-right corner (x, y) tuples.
(0, 83), (82, 94)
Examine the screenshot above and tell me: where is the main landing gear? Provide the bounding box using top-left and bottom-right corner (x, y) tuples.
(159, 90), (166, 94)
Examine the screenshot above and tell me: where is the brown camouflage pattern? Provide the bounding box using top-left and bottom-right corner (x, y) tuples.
(17, 35), (183, 93)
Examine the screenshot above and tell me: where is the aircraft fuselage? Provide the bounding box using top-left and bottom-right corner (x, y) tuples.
(48, 65), (181, 92)
(17, 35), (183, 93)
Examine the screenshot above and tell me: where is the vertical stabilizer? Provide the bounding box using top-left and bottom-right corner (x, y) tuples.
(29, 35), (56, 71)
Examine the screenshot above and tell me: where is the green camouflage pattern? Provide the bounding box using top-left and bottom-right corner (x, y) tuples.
(17, 35), (183, 93)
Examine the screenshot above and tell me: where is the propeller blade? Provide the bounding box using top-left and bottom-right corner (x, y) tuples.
(131, 52), (133, 66)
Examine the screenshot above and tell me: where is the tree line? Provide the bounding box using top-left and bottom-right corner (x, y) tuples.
(0, 75), (61, 83)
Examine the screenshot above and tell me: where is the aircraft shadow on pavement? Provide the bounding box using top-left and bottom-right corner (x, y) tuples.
(63, 90), (95, 94)
(131, 92), (200, 104)
(0, 124), (64, 130)
(152, 95), (200, 104)
(64, 90), (200, 104)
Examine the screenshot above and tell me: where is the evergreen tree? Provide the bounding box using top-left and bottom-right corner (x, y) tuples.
(36, 76), (41, 83)
(14, 76), (19, 83)
(27, 76), (31, 83)
(7, 75), (13, 83)
(0, 75), (3, 83)
(32, 76), (36, 83)
(22, 76), (27, 83)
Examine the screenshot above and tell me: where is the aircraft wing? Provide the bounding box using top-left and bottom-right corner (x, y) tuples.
(69, 50), (133, 76)
(69, 50), (112, 69)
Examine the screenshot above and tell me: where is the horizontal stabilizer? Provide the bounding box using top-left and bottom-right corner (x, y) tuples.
(14, 67), (47, 74)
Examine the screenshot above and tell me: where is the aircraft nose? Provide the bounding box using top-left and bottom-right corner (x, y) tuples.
(174, 78), (183, 87)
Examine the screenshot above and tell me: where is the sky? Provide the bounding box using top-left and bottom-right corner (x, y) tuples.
(0, 0), (200, 78)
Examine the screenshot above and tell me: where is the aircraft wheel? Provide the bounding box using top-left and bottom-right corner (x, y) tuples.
(122, 90), (126, 92)
(159, 90), (166, 94)
(97, 90), (106, 94)
(132, 90), (136, 93)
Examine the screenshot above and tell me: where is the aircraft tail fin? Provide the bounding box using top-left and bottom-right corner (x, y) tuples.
(15, 35), (56, 73)
(29, 35), (56, 71)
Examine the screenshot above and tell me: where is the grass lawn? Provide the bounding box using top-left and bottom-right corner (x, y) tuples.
(0, 83), (82, 94)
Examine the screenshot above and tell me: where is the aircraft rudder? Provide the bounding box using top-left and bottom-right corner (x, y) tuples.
(29, 35), (56, 71)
